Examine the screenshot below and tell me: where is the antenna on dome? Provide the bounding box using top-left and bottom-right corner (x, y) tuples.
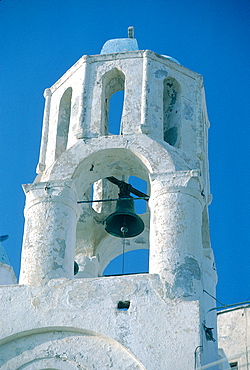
(128, 26), (134, 38)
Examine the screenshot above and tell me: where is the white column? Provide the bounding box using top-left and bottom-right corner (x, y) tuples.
(19, 181), (80, 285)
(74, 56), (91, 139)
(149, 171), (204, 298)
(36, 88), (52, 174)
(140, 50), (151, 134)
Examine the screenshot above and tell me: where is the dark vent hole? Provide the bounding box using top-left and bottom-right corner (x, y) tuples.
(74, 261), (79, 275)
(117, 300), (130, 310)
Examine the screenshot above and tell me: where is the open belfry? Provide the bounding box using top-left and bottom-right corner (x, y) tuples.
(0, 29), (219, 369)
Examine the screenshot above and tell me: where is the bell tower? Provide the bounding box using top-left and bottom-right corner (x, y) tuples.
(0, 29), (219, 369)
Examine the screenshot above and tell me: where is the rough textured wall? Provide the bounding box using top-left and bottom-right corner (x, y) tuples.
(0, 275), (201, 369)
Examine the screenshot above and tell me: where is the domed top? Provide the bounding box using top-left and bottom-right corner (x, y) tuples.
(100, 27), (180, 64)
(100, 38), (139, 54)
(100, 26), (139, 54)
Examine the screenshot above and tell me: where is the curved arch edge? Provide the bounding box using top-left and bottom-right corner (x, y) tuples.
(0, 326), (146, 370)
(40, 134), (178, 184)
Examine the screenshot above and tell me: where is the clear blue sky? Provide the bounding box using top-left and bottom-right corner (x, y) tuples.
(0, 0), (249, 306)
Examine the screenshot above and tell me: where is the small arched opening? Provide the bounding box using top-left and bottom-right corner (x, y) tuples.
(163, 77), (181, 147)
(101, 68), (125, 135)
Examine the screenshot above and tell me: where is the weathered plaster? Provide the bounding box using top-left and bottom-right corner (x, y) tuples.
(0, 275), (202, 369)
(19, 181), (80, 285)
(35, 49), (206, 177)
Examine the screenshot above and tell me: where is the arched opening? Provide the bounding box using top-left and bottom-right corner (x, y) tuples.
(103, 249), (149, 276)
(55, 87), (72, 159)
(108, 90), (124, 134)
(45, 135), (176, 281)
(75, 174), (150, 278)
(163, 77), (181, 147)
(102, 68), (125, 135)
(72, 148), (150, 279)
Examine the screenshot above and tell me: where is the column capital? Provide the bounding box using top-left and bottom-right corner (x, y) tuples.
(150, 169), (201, 183)
(149, 170), (205, 204)
(22, 180), (80, 216)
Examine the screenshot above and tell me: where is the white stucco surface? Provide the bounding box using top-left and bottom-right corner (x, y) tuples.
(0, 274), (202, 369)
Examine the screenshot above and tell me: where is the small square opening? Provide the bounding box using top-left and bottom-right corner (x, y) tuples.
(117, 300), (130, 310)
(230, 362), (238, 369)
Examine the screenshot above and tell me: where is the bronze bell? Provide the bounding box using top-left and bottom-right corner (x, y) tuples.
(105, 195), (144, 238)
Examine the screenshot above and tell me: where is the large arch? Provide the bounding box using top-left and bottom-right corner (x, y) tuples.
(72, 147), (149, 197)
(70, 146), (151, 275)
(41, 134), (176, 185)
(0, 327), (145, 369)
(37, 135), (193, 280)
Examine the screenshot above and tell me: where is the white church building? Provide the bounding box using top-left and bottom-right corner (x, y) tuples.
(0, 28), (247, 369)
